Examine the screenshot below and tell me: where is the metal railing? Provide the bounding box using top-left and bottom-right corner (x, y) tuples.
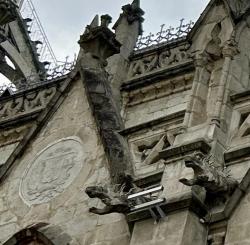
(135, 19), (194, 50)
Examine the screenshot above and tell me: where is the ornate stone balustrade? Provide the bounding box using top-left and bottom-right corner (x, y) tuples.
(128, 41), (192, 80)
(0, 85), (57, 124)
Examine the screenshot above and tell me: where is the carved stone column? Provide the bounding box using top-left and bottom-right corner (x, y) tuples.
(78, 15), (132, 185)
(211, 39), (239, 126)
(183, 53), (210, 128)
(107, 0), (144, 109)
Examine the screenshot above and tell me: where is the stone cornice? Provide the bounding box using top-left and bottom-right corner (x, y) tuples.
(131, 38), (188, 58)
(230, 89), (250, 105)
(122, 61), (194, 92)
(159, 139), (211, 162)
(119, 110), (185, 136)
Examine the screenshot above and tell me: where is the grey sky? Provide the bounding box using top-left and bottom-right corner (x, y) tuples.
(0, 0), (210, 84)
(32, 0), (210, 61)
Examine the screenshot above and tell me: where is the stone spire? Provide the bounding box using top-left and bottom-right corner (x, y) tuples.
(90, 14), (99, 28)
(79, 15), (121, 68)
(113, 0), (144, 35)
(131, 0), (140, 10)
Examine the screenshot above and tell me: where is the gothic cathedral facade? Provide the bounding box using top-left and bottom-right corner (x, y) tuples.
(0, 0), (250, 244)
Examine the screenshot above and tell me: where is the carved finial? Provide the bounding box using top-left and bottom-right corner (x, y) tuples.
(113, 0), (144, 35)
(90, 15), (99, 28)
(101, 14), (112, 28)
(131, 0), (140, 9)
(83, 15), (99, 34)
(78, 14), (121, 68)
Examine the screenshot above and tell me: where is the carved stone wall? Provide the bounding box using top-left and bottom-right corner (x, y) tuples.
(122, 73), (193, 127)
(0, 78), (130, 244)
(225, 186), (250, 244)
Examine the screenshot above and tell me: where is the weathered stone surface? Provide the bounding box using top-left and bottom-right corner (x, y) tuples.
(0, 142), (18, 166)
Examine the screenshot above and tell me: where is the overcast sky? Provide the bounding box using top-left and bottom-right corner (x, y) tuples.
(1, 0), (210, 85)
(31, 0), (210, 61)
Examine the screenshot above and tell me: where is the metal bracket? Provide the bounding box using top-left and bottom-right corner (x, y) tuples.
(128, 185), (166, 222)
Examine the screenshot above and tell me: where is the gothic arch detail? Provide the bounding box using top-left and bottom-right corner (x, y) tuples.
(3, 228), (54, 245)
(3, 224), (74, 245)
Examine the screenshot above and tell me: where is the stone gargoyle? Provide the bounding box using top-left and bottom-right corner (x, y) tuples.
(179, 153), (238, 195)
(85, 185), (130, 215)
(85, 175), (144, 215)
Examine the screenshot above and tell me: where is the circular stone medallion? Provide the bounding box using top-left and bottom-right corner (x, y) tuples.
(20, 137), (84, 205)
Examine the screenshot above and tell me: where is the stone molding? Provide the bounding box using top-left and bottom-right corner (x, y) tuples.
(127, 192), (207, 223)
(120, 110), (185, 136)
(225, 146), (250, 164)
(122, 73), (193, 107)
(122, 61), (194, 92)
(159, 139), (211, 162)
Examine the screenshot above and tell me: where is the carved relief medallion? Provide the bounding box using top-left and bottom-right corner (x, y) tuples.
(20, 137), (84, 205)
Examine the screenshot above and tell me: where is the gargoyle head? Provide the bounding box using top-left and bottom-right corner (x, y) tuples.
(85, 186), (107, 198)
(184, 152), (205, 172)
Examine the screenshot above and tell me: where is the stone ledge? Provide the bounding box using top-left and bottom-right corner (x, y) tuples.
(119, 110), (185, 136)
(230, 89), (250, 105)
(127, 192), (208, 223)
(224, 146), (250, 164)
(131, 38), (188, 58)
(159, 139), (211, 161)
(133, 170), (164, 188)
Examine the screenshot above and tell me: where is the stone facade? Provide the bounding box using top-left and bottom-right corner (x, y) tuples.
(1, 0), (250, 244)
